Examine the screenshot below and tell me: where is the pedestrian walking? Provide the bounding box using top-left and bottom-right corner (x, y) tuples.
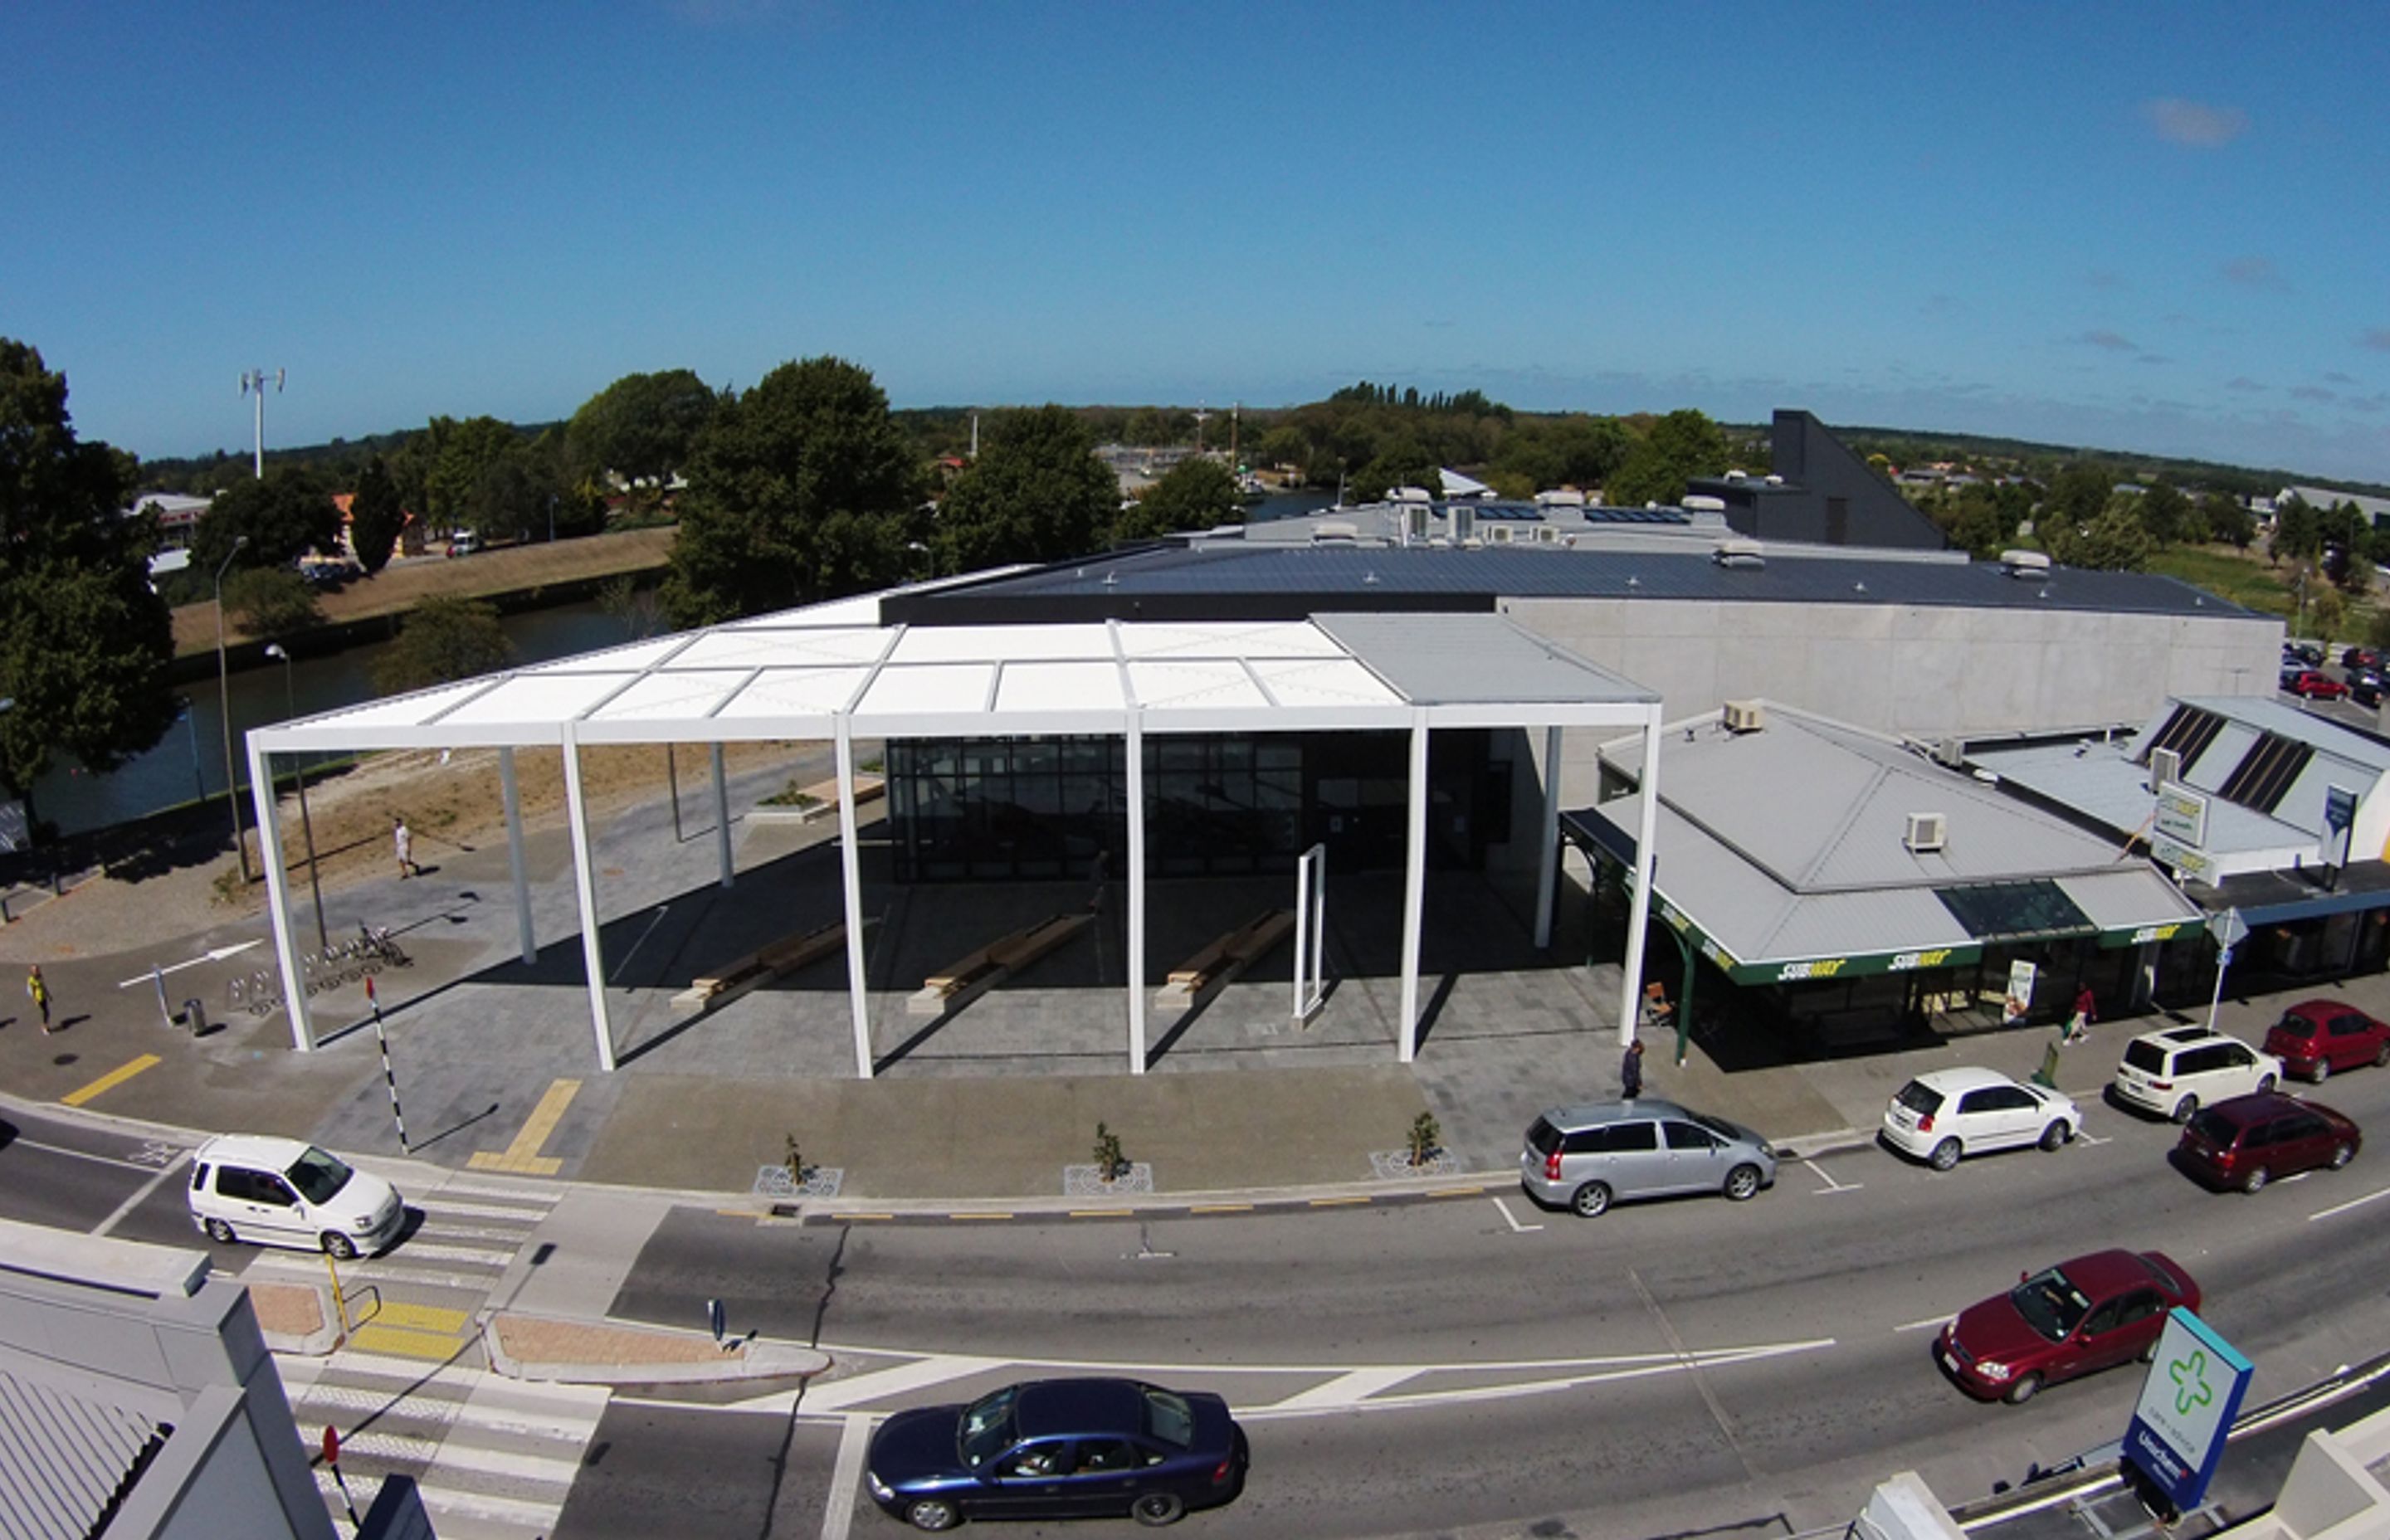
(393, 816), (419, 880)
(2062, 984), (2095, 1045)
(27, 964), (51, 1034)
(1621, 1036), (1645, 1099)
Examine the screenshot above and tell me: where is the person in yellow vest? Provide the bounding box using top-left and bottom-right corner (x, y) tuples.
(27, 964), (52, 1035)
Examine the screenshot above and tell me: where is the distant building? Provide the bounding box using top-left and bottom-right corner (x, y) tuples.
(127, 492), (212, 552)
(2278, 485), (2390, 529)
(1686, 410), (1949, 550)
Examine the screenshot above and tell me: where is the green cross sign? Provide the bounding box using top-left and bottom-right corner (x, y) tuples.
(2169, 1348), (2214, 1417)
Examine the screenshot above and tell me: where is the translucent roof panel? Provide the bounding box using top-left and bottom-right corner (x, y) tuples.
(671, 627), (893, 670)
(585, 670), (756, 723)
(993, 660), (1126, 714)
(854, 663), (995, 719)
(1249, 657), (1405, 709)
(890, 623), (1116, 665)
(1127, 660), (1272, 712)
(710, 667), (873, 723)
(1118, 621), (1344, 659)
(524, 635), (699, 675)
(442, 672), (639, 726)
(723, 592), (885, 629)
(307, 679), (497, 731)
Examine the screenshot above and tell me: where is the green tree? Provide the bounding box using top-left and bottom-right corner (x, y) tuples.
(223, 568), (322, 638)
(418, 415), (522, 534)
(1348, 437), (1437, 504)
(2041, 464), (2115, 539)
(565, 368), (718, 492)
(1117, 456), (1241, 541)
(2200, 491), (2254, 548)
(467, 451), (549, 544)
(193, 465), (343, 573)
(349, 454), (407, 573)
(2312, 584), (2347, 646)
(1254, 426), (1310, 471)
(0, 339), (178, 835)
(664, 356), (921, 626)
(2139, 481), (2191, 546)
(2051, 495), (2153, 571)
(936, 404), (1118, 573)
(1606, 409), (1729, 507)
(373, 595), (515, 694)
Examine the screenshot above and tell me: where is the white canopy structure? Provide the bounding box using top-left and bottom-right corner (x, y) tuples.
(246, 587), (1665, 1079)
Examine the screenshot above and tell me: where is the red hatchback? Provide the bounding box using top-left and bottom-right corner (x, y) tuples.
(1934, 1250), (2198, 1405)
(2264, 1000), (2390, 1082)
(2282, 670), (2349, 699)
(2175, 1092), (2362, 1193)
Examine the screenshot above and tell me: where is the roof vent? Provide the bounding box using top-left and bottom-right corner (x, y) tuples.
(1904, 811), (1948, 854)
(1932, 735), (1968, 768)
(1682, 495), (1726, 512)
(1721, 699), (1765, 733)
(1311, 520), (1358, 543)
(1724, 469), (1748, 481)
(1711, 539), (1765, 569)
(1763, 474), (1784, 485)
(2001, 548), (2052, 578)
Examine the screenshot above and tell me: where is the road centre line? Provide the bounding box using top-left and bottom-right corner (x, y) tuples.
(1490, 1196), (1544, 1233)
(1894, 1313), (1953, 1333)
(91, 1150), (190, 1238)
(2310, 1184), (2390, 1221)
(821, 1414), (872, 1540)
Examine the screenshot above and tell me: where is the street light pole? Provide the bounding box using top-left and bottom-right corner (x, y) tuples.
(215, 536), (251, 883)
(264, 644), (328, 953)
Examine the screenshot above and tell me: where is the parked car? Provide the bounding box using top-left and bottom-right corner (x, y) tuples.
(2343, 646), (2378, 671)
(188, 1134), (404, 1259)
(2110, 1026), (2281, 1123)
(2285, 641), (2325, 666)
(1934, 1249), (2199, 1405)
(866, 1378), (1247, 1530)
(2355, 678), (2385, 709)
(1881, 1068), (2080, 1170)
(2280, 669), (2349, 699)
(1521, 1099), (1778, 1217)
(446, 530), (480, 557)
(2263, 999), (2390, 1082)
(2173, 1091), (2361, 1192)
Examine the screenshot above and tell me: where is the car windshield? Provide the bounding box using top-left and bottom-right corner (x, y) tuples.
(1690, 1111), (1742, 1143)
(1142, 1387), (1194, 1449)
(2122, 1040), (2169, 1073)
(958, 1386), (1019, 1469)
(1894, 1081), (1943, 1116)
(2009, 1266), (2093, 1343)
(1525, 1117), (1562, 1157)
(284, 1147), (354, 1206)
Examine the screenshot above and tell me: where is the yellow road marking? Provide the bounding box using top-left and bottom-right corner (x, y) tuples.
(1308, 1196), (1369, 1206)
(349, 1323), (470, 1360)
(467, 1078), (580, 1176)
(62, 1055), (162, 1108)
(1070, 1209), (1133, 1218)
(949, 1211), (1013, 1221)
(841, 1214), (895, 1221)
(1190, 1203), (1252, 1214)
(361, 1301), (469, 1333)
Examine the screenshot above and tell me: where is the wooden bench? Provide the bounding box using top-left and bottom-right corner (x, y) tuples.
(1154, 909), (1295, 1012)
(907, 912), (1093, 1017)
(670, 920), (848, 1016)
(793, 773), (885, 823)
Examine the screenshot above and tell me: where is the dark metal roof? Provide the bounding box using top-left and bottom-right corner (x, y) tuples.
(883, 543), (2255, 627)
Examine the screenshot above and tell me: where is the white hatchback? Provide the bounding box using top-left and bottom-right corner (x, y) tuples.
(1881, 1068), (2080, 1171)
(188, 1134), (405, 1260)
(2111, 1026), (2281, 1123)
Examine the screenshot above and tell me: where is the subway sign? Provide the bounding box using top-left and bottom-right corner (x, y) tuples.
(1739, 944), (1980, 987)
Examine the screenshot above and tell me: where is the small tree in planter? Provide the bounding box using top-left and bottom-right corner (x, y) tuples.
(1092, 1122), (1129, 1183)
(783, 1134), (812, 1185)
(1407, 1111), (1443, 1169)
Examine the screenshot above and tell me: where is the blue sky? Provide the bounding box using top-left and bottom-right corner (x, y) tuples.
(9, 2), (2389, 481)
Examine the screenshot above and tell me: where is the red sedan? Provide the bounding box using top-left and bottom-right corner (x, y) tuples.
(2175, 1091), (2361, 1193)
(2281, 669), (2349, 699)
(1934, 1250), (2199, 1405)
(2264, 1000), (2390, 1082)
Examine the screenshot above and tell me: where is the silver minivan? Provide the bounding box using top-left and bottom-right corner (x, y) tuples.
(1521, 1099), (1778, 1217)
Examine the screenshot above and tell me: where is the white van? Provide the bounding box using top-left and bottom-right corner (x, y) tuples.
(188, 1134), (405, 1259)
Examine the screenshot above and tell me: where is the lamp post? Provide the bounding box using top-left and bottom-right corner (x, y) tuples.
(264, 644), (328, 953)
(215, 535), (251, 883)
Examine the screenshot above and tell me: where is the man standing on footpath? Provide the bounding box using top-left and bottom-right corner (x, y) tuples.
(393, 816), (419, 880)
(1621, 1036), (1645, 1099)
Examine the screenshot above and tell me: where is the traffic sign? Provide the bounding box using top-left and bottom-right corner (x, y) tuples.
(2124, 1309), (2252, 1516)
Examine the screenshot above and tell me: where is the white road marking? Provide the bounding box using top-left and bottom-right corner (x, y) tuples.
(1490, 1196), (1544, 1233)
(1267, 1366), (1421, 1411)
(14, 1135), (174, 1173)
(821, 1412), (872, 1540)
(1893, 1313), (1952, 1334)
(798, 1354), (1006, 1413)
(91, 1151), (189, 1239)
(2309, 1184), (2390, 1221)
(2074, 1130), (2113, 1147)
(1802, 1157), (1863, 1194)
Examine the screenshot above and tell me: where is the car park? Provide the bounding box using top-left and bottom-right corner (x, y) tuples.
(2110, 1026), (2280, 1122)
(1521, 1099), (1778, 1217)
(2344, 646), (2379, 671)
(2280, 668), (2349, 699)
(1880, 1068), (2080, 1170)
(2173, 1091), (2362, 1192)
(187, 1134), (404, 1259)
(1934, 1250), (2199, 1405)
(2263, 999), (2390, 1082)
(866, 1377), (1247, 1530)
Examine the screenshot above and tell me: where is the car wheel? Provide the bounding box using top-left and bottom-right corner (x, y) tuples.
(2256, 1075), (2277, 1094)
(2242, 1165), (2270, 1194)
(2140, 1335), (2160, 1363)
(2313, 1059), (2332, 1084)
(2375, 1041), (2389, 1068)
(1570, 1181), (1612, 1218)
(905, 1498), (961, 1533)
(320, 1231), (358, 1261)
(2038, 1121), (2071, 1152)
(2331, 1143), (2354, 1170)
(2004, 1372), (2043, 1406)
(1929, 1138), (1962, 1172)
(1132, 1491), (1188, 1528)
(1723, 1163), (1763, 1201)
(2171, 1094), (2198, 1125)
(204, 1218), (237, 1245)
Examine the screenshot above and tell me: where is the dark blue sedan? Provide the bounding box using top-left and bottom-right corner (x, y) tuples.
(866, 1377), (1247, 1530)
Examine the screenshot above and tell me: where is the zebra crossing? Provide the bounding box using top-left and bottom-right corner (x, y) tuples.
(278, 1351), (607, 1540)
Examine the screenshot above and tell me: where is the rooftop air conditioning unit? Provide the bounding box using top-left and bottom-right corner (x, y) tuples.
(1724, 469), (1747, 481)
(1932, 735), (1968, 768)
(1763, 474), (1784, 485)
(1310, 520), (1358, 544)
(2150, 746), (2182, 792)
(1489, 523), (1513, 543)
(1721, 699), (1765, 733)
(1711, 538), (1765, 568)
(1904, 811), (1948, 854)
(1682, 494), (1726, 512)
(2001, 548), (2052, 578)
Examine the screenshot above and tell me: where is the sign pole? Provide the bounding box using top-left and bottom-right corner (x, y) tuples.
(368, 976), (409, 1153)
(2205, 909), (2246, 1031)
(321, 1425), (362, 1530)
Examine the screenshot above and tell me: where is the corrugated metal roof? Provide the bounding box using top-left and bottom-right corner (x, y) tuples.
(2058, 869), (2203, 933)
(0, 1365), (165, 1540)
(1968, 740), (2306, 855)
(1315, 613), (1656, 705)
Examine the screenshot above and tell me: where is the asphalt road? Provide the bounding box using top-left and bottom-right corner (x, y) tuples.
(588, 1065), (2390, 1538)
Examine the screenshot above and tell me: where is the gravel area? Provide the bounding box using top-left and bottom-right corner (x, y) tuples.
(492, 1313), (739, 1367)
(249, 1281), (325, 1338)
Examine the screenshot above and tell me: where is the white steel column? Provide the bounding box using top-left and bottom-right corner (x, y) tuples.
(1398, 709), (1430, 1063)
(500, 748), (536, 965)
(1534, 724), (1563, 949)
(1618, 705), (1664, 1047)
(835, 719), (873, 1079)
(559, 725), (617, 1073)
(247, 738), (315, 1051)
(710, 743), (734, 889)
(1125, 712), (1148, 1073)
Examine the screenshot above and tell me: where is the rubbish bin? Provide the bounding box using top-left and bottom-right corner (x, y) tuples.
(183, 998), (207, 1037)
